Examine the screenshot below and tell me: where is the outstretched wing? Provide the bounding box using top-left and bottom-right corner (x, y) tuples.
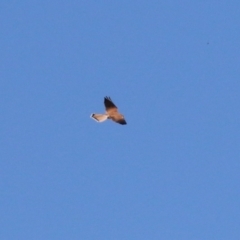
(110, 112), (127, 125)
(102, 96), (127, 125)
(104, 97), (118, 113)
(115, 117), (127, 125)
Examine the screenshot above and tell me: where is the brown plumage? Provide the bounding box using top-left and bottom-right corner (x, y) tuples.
(91, 96), (127, 125)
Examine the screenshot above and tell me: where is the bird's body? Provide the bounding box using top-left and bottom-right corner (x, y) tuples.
(91, 97), (127, 125)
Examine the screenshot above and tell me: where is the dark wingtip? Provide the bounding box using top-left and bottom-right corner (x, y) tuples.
(104, 96), (109, 101)
(118, 119), (127, 125)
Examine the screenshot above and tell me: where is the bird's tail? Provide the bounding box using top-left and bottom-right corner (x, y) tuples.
(90, 113), (108, 123)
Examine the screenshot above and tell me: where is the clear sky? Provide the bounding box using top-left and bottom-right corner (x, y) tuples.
(1, 1), (240, 239)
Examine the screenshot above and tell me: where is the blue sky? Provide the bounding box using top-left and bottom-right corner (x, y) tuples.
(1, 1), (240, 239)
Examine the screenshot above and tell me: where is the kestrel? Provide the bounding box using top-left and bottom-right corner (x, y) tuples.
(91, 96), (127, 125)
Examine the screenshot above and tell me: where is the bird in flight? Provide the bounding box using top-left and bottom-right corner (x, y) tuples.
(90, 96), (127, 125)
